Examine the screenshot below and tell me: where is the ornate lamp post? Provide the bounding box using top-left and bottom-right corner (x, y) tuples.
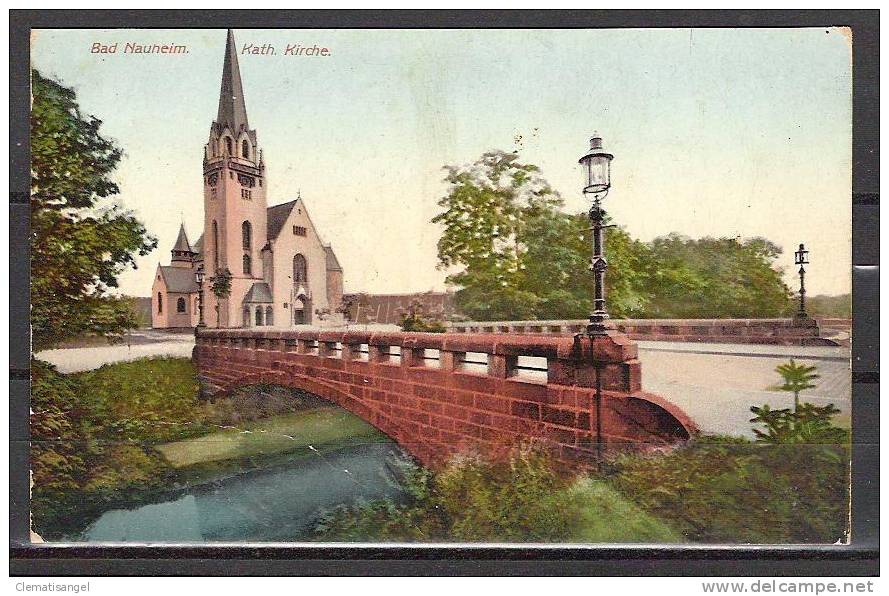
(579, 133), (615, 336)
(195, 264), (207, 331)
(578, 133), (614, 467)
(794, 243), (809, 320)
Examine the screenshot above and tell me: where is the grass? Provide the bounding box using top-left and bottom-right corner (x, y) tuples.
(156, 409), (387, 468)
(565, 478), (682, 543)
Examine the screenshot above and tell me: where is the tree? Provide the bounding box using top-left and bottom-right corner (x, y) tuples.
(775, 359), (820, 413)
(30, 70), (157, 348)
(433, 151), (795, 322)
(209, 267), (233, 327)
(432, 151), (565, 320)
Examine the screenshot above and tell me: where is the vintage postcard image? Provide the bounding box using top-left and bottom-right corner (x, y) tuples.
(29, 27), (852, 544)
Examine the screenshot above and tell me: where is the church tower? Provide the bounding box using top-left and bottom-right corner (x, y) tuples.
(202, 29), (268, 327)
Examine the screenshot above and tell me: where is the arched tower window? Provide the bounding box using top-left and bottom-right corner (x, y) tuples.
(265, 306), (274, 326)
(255, 306), (264, 326)
(224, 136), (233, 155)
(242, 221), (252, 251)
(241, 140), (250, 159)
(243, 307), (251, 327)
(293, 254), (308, 283)
(243, 254), (252, 275)
(157, 293), (163, 313)
(177, 297), (186, 313)
(212, 221), (219, 271)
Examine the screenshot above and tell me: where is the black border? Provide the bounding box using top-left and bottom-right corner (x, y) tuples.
(10, 9), (879, 577)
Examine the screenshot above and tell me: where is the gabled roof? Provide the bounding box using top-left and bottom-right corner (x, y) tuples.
(266, 199), (298, 240)
(159, 266), (198, 294)
(172, 223), (193, 253)
(215, 29), (249, 135)
(243, 282), (273, 303)
(192, 233), (204, 257)
(324, 245), (342, 271)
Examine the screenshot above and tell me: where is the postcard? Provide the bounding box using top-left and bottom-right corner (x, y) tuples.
(28, 26), (852, 545)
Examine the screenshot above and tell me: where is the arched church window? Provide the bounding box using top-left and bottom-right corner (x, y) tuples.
(242, 221), (252, 251)
(243, 254), (252, 275)
(293, 254), (308, 283)
(243, 308), (250, 328)
(212, 221), (219, 271)
(157, 293), (163, 313)
(242, 140), (250, 159)
(255, 307), (263, 326)
(177, 297), (186, 313)
(224, 136), (233, 155)
(265, 306), (274, 326)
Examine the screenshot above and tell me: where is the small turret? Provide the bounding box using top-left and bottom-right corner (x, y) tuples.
(171, 223), (196, 268)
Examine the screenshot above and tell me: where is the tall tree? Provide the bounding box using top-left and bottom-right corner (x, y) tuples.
(30, 70), (157, 349)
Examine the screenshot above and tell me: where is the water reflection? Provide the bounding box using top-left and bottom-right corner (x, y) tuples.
(73, 443), (405, 543)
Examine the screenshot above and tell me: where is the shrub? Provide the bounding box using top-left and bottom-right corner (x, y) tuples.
(314, 445), (680, 543)
(610, 435), (849, 543)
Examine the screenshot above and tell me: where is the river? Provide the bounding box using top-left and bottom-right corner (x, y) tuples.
(69, 442), (407, 543)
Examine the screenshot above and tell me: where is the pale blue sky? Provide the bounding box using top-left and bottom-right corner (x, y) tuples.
(31, 27), (852, 297)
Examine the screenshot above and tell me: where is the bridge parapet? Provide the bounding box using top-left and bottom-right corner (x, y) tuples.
(446, 317), (838, 346)
(194, 328), (695, 469)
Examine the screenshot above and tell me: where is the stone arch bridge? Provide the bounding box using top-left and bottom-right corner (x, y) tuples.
(194, 329), (697, 469)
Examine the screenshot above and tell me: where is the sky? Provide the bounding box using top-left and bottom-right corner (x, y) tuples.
(31, 27), (852, 297)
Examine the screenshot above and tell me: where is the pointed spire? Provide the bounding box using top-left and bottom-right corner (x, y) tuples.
(172, 223), (192, 253)
(216, 29), (248, 133)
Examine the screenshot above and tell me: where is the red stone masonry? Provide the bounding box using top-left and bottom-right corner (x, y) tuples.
(194, 328), (697, 470)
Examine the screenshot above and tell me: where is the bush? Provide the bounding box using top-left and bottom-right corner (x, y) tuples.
(314, 445), (680, 543)
(609, 436), (849, 543)
(30, 357), (204, 538)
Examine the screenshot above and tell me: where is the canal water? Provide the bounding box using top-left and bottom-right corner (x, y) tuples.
(69, 442), (407, 543)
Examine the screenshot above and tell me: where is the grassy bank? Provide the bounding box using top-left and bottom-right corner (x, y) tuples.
(30, 357), (386, 539)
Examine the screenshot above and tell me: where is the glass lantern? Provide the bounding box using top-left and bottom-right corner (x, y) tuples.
(195, 265), (205, 284)
(794, 243), (809, 265)
(578, 133), (614, 195)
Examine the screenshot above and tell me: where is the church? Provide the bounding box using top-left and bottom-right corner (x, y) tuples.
(151, 30), (344, 329)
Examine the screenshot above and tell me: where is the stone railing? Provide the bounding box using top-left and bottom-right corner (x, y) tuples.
(446, 317), (839, 346)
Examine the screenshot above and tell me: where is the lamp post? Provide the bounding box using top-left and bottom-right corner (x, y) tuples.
(794, 243), (809, 320)
(578, 133), (614, 468)
(195, 264), (207, 331)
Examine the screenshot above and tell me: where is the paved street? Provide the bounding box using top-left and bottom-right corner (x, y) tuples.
(36, 331), (851, 439)
(638, 341), (851, 437)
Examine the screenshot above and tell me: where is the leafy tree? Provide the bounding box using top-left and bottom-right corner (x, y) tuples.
(209, 267), (233, 327)
(30, 69), (157, 348)
(644, 235), (793, 319)
(433, 151), (793, 322)
(433, 150), (563, 320)
(775, 359), (820, 413)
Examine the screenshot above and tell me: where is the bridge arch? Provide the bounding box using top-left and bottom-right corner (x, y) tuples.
(194, 329), (698, 469)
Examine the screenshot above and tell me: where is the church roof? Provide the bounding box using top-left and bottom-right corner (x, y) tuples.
(266, 199), (298, 240)
(215, 29), (249, 135)
(192, 234), (204, 257)
(159, 266), (198, 294)
(324, 245), (343, 271)
(172, 223), (193, 253)
(243, 282), (273, 303)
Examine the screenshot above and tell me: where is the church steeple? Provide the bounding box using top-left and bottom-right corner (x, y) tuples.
(216, 29), (249, 134)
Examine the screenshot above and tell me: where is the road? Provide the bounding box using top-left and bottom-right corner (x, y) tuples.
(36, 331), (851, 438)
(638, 341), (851, 437)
